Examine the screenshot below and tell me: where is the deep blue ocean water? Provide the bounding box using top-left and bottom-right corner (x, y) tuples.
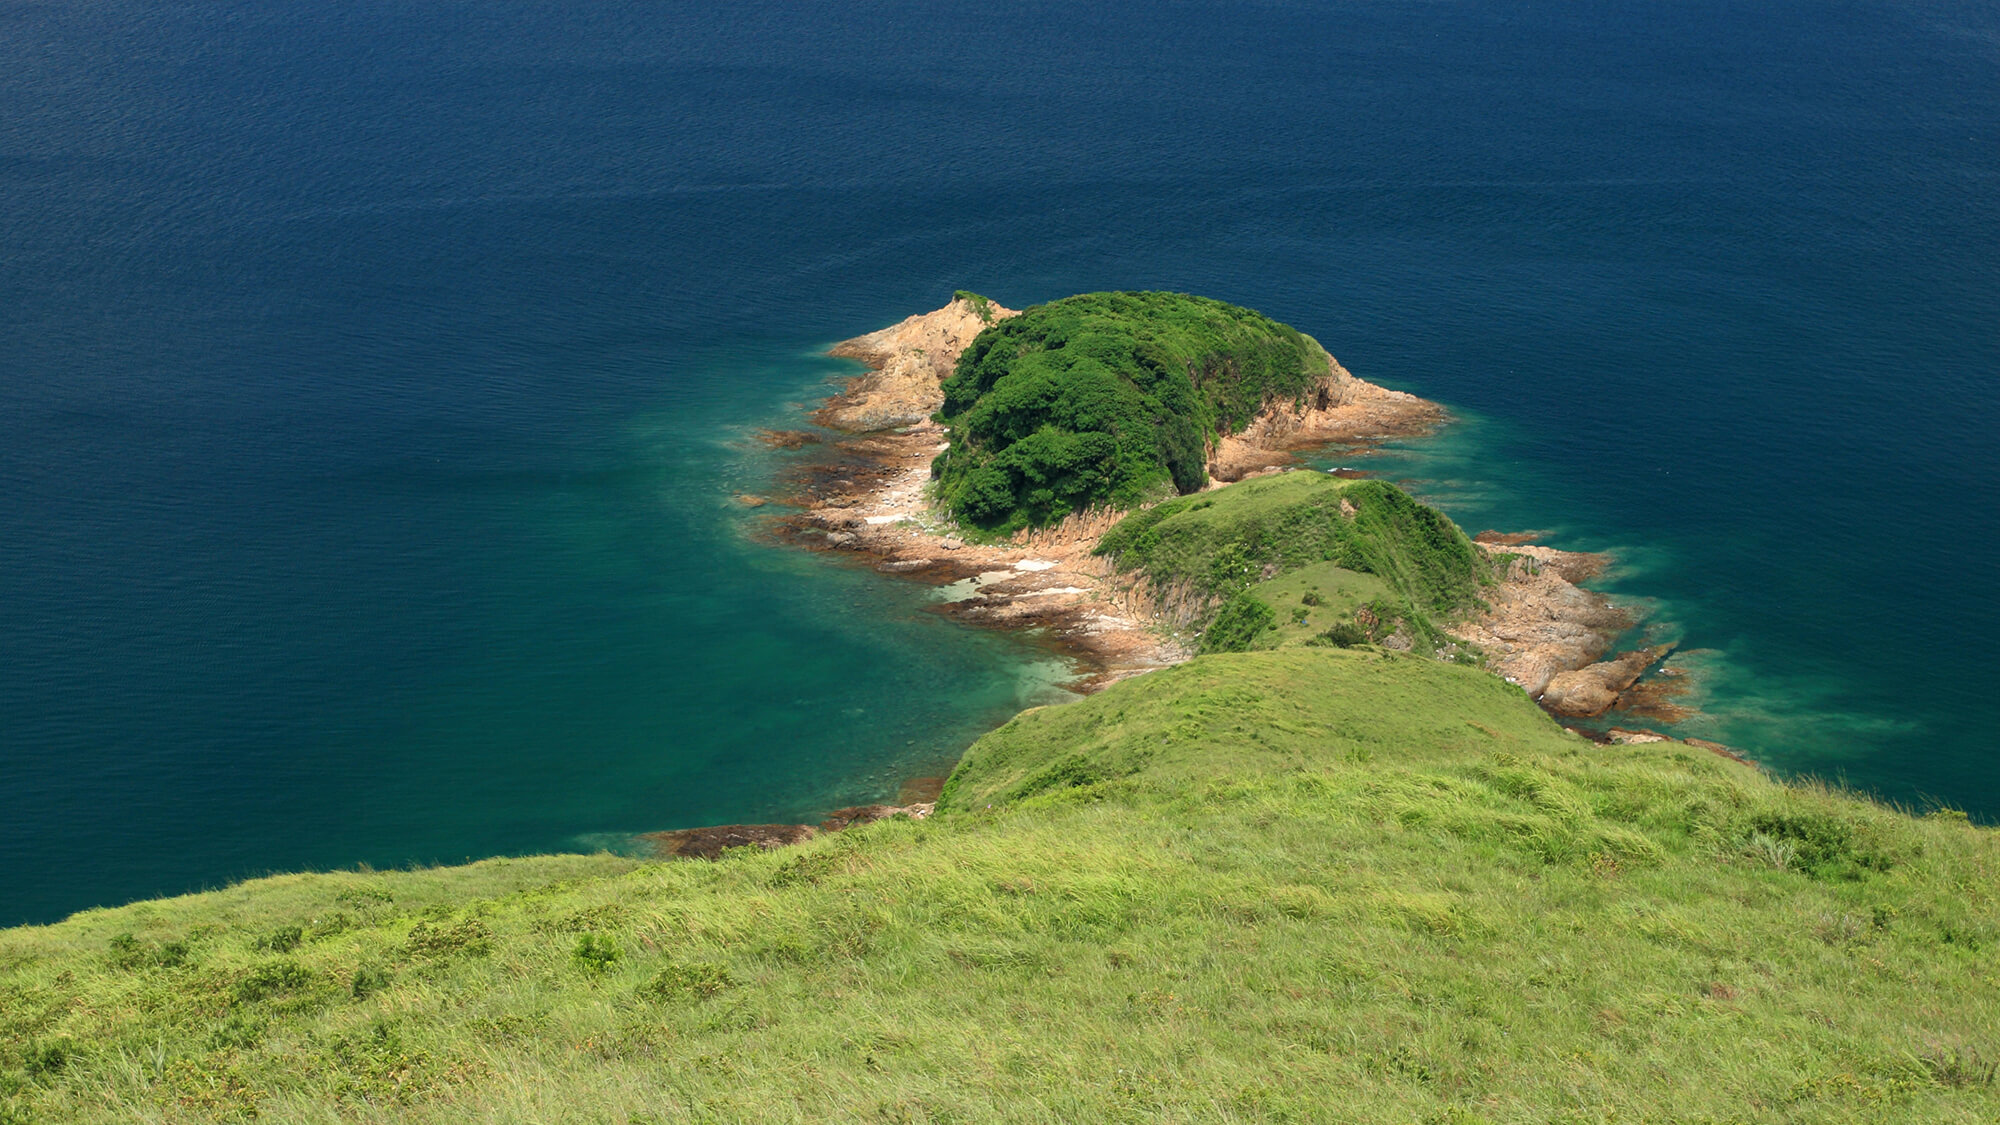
(4, 0), (1996, 927)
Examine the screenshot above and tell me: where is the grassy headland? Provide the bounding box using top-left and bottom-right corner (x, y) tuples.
(3, 645), (1995, 1122)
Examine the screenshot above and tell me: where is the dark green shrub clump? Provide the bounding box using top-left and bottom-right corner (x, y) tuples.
(350, 966), (392, 999)
(403, 918), (492, 959)
(1201, 593), (1277, 654)
(233, 960), (316, 1004)
(572, 933), (620, 974)
(106, 933), (190, 970)
(1747, 810), (1897, 879)
(1317, 622), (1370, 648)
(932, 292), (1332, 533)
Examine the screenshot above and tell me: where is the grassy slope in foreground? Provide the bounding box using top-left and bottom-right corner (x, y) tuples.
(932, 291), (1331, 534)
(4, 650), (1998, 1123)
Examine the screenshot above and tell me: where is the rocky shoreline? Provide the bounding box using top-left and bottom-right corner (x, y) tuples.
(764, 295), (1464, 686)
(777, 296), (1680, 712)
(648, 296), (1725, 858)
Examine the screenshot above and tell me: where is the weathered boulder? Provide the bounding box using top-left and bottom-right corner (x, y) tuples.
(1540, 644), (1673, 717)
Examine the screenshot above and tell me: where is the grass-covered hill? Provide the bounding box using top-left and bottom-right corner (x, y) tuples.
(4, 645), (1996, 1123)
(931, 291), (1333, 533)
(1094, 469), (1490, 657)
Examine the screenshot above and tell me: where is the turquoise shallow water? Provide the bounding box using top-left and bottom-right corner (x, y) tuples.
(4, 0), (1997, 925)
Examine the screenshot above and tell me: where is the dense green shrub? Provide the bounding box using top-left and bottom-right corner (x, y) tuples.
(643, 962), (733, 1002)
(1317, 622), (1370, 648)
(1200, 593), (1277, 653)
(932, 292), (1332, 532)
(403, 918), (492, 959)
(350, 965), (392, 999)
(572, 934), (621, 974)
(232, 960), (315, 1004)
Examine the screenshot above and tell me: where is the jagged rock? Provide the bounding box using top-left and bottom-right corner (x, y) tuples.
(816, 295), (1021, 431)
(641, 824), (817, 859)
(1540, 645), (1674, 717)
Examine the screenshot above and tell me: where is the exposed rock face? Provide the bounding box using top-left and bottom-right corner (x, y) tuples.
(816, 295), (1020, 432)
(1540, 645), (1675, 717)
(1451, 545), (1629, 698)
(640, 823), (819, 859)
(1207, 354), (1443, 482)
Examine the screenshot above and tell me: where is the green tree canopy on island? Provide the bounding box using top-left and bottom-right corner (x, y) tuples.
(932, 291), (1333, 533)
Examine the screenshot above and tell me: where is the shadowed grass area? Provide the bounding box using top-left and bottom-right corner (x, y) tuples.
(3, 649), (1996, 1123)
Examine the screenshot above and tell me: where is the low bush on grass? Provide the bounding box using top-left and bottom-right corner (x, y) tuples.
(571, 933), (621, 974)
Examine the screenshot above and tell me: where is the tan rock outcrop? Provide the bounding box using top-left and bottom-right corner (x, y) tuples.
(1450, 545), (1628, 698)
(1208, 353), (1443, 482)
(640, 823), (818, 859)
(1541, 644), (1675, 718)
(815, 294), (1019, 432)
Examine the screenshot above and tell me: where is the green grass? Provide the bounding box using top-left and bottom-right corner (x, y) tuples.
(931, 291), (1333, 533)
(952, 290), (997, 325)
(5, 649), (1996, 1123)
(1255, 562), (1393, 645)
(1095, 470), (1490, 653)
